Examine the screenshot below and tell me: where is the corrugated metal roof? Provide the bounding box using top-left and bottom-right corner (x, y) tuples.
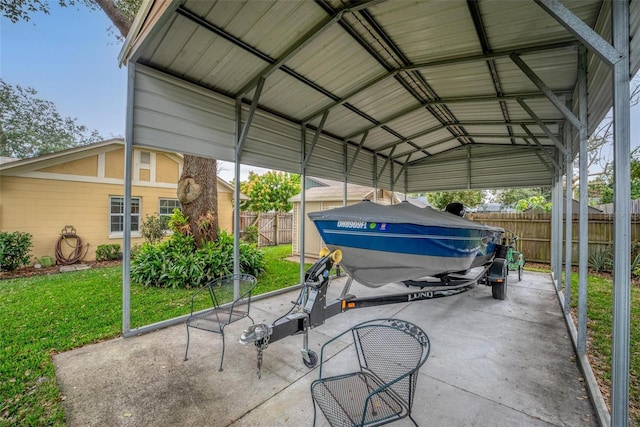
(121, 0), (640, 192)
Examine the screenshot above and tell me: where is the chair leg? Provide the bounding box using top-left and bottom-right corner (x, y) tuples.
(219, 329), (225, 371)
(311, 396), (318, 427)
(409, 414), (419, 426)
(184, 325), (190, 361)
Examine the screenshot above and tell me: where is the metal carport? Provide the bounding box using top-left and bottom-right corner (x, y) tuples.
(118, 1), (639, 424)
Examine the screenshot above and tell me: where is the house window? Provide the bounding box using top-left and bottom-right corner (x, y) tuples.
(159, 198), (180, 227)
(110, 196), (140, 234)
(140, 151), (151, 165)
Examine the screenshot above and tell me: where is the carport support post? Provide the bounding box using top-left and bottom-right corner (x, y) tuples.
(122, 63), (135, 335)
(611, 0), (631, 424)
(299, 125), (307, 289)
(563, 118), (572, 314)
(551, 151), (562, 291)
(577, 44), (588, 355)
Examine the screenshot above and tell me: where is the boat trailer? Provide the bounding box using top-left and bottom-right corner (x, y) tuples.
(240, 249), (509, 376)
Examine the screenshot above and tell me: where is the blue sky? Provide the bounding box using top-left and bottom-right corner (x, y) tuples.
(1, 3), (637, 180)
(1, 4), (127, 139)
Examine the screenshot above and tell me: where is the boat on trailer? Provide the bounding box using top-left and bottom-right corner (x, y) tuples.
(308, 200), (504, 287)
(240, 201), (511, 375)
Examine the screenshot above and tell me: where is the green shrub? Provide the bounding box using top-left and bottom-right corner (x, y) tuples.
(141, 213), (168, 244)
(130, 230), (265, 289)
(589, 246), (613, 272)
(0, 230), (33, 271)
(242, 225), (259, 244)
(95, 244), (121, 261)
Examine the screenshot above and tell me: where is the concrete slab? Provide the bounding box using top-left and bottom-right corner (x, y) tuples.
(54, 271), (597, 426)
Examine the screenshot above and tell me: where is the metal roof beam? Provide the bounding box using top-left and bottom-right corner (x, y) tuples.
(236, 0), (386, 98)
(517, 98), (569, 156)
(535, 0), (622, 66)
(511, 53), (583, 131)
(303, 110), (329, 169)
(393, 154), (411, 186)
(375, 120), (559, 155)
(374, 124), (445, 153)
(524, 138), (555, 173)
(236, 77), (265, 156)
(346, 131), (368, 176)
(376, 146), (396, 180)
(391, 136), (456, 159)
(523, 134), (561, 171)
(343, 91), (565, 141)
(303, 41), (577, 126)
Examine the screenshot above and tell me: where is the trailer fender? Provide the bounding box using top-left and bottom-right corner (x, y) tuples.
(486, 257), (508, 282)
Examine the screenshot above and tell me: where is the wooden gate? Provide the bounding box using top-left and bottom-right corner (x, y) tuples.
(239, 212), (293, 246)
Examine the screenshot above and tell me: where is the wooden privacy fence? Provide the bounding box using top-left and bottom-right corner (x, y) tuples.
(467, 212), (640, 264)
(239, 212), (293, 246)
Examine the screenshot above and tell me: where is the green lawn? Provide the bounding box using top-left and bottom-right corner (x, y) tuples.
(526, 264), (640, 425)
(2, 252), (637, 425)
(0, 244), (308, 426)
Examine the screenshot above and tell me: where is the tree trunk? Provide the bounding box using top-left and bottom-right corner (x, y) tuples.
(96, 1), (221, 248)
(178, 156), (218, 247)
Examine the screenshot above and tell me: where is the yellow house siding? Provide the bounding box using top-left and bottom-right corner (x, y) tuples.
(105, 149), (124, 179)
(40, 155), (98, 176)
(1, 143), (240, 264)
(139, 169), (151, 181)
(0, 176), (176, 261)
(156, 154), (179, 183)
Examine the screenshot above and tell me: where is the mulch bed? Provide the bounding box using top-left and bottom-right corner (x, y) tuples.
(0, 260), (122, 280)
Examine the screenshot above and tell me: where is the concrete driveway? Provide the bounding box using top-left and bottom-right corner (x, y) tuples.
(54, 271), (597, 426)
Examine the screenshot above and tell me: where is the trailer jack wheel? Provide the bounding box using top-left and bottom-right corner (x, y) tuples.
(303, 350), (318, 368)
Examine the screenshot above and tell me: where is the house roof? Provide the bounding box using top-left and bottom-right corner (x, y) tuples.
(290, 177), (401, 202)
(0, 139), (242, 195)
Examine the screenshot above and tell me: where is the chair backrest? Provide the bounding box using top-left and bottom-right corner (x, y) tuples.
(352, 318), (430, 410)
(207, 274), (257, 316)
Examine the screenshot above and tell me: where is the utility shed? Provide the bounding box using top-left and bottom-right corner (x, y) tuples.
(119, 2), (640, 424)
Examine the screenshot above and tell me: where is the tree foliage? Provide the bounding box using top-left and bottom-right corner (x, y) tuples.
(1, 0), (140, 38)
(489, 188), (550, 208)
(0, 79), (102, 159)
(586, 149), (640, 204)
(426, 190), (484, 210)
(240, 171), (301, 213)
(514, 195), (552, 212)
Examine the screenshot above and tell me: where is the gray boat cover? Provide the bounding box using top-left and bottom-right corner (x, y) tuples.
(308, 200), (503, 232)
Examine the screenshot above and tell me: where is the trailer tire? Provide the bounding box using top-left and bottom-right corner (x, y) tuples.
(518, 265), (523, 281)
(492, 278), (507, 300)
(303, 350), (318, 368)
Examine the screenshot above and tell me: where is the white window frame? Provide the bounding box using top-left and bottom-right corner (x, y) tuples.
(109, 196), (141, 238)
(159, 198), (180, 233)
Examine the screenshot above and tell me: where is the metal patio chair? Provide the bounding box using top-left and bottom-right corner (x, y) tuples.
(184, 273), (257, 371)
(310, 318), (431, 427)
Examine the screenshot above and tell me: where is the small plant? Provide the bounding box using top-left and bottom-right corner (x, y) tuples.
(95, 244), (121, 261)
(243, 225), (259, 245)
(168, 209), (190, 235)
(632, 254), (640, 279)
(589, 247), (613, 272)
(0, 230), (33, 272)
(141, 213), (168, 244)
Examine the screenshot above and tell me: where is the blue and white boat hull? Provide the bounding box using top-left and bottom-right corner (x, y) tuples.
(309, 201), (503, 287)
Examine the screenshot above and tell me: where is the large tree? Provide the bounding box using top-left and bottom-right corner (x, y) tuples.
(2, 1), (219, 247)
(239, 171), (301, 213)
(0, 79), (102, 159)
(93, 0), (220, 246)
